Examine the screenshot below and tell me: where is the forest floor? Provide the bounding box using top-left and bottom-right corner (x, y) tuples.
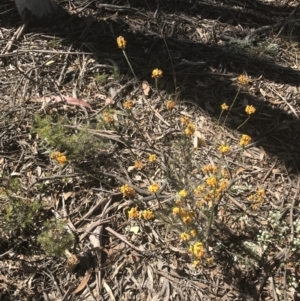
(1, 0), (300, 300)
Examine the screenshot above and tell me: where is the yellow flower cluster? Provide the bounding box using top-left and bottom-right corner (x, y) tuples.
(166, 100), (176, 110)
(179, 228), (197, 241)
(128, 207), (139, 219)
(151, 68), (163, 78)
(124, 100), (134, 110)
(50, 152), (67, 165)
(103, 112), (114, 125)
(141, 210), (155, 220)
(218, 179), (228, 191)
(206, 177), (217, 187)
(245, 105), (256, 115)
(180, 116), (190, 125)
(134, 160), (144, 170)
(173, 207), (195, 224)
(148, 154), (157, 163)
(182, 211), (195, 224)
(221, 103), (229, 111)
(194, 166), (229, 208)
(218, 143), (230, 154)
(178, 189), (188, 198)
(189, 242), (205, 259)
(180, 232), (190, 241)
(120, 184), (136, 198)
(128, 207), (155, 220)
(202, 164), (218, 174)
(117, 36), (126, 49)
(248, 189), (265, 210)
(238, 74), (249, 85)
(148, 183), (160, 193)
(194, 184), (205, 195)
(239, 134), (251, 147)
(185, 123), (196, 136)
(172, 207), (181, 214)
(190, 229), (197, 237)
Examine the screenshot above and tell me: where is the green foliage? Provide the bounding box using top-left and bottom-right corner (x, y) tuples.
(34, 115), (109, 159)
(106, 59), (120, 80)
(48, 38), (62, 49)
(3, 198), (42, 232)
(37, 219), (75, 257)
(94, 73), (107, 84)
(8, 177), (21, 193)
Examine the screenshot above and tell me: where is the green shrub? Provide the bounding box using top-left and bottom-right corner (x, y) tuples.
(37, 218), (75, 257)
(3, 198), (42, 232)
(34, 115), (109, 159)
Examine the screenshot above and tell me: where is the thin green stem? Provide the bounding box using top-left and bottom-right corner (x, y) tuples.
(205, 188), (217, 247)
(223, 87), (241, 126)
(218, 110), (225, 125)
(122, 50), (137, 78)
(236, 116), (250, 130)
(128, 111), (152, 148)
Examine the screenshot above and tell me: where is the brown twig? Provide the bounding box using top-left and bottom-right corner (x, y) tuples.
(105, 226), (147, 256)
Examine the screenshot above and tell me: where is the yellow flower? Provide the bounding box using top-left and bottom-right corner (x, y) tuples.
(128, 207), (140, 219)
(178, 189), (188, 198)
(117, 36), (126, 49)
(50, 151), (60, 159)
(185, 123), (196, 136)
(120, 184), (136, 198)
(56, 155), (67, 165)
(239, 134), (251, 147)
(148, 154), (157, 163)
(180, 116), (190, 125)
(248, 189), (265, 210)
(193, 260), (200, 268)
(103, 113), (114, 124)
(202, 164), (218, 174)
(218, 143), (230, 154)
(151, 68), (163, 78)
(206, 177), (217, 187)
(182, 211), (194, 224)
(141, 210), (154, 220)
(210, 189), (220, 200)
(257, 189), (265, 197)
(238, 74), (249, 85)
(221, 103), (229, 110)
(166, 100), (176, 110)
(245, 105), (256, 115)
(191, 242), (205, 259)
(148, 183), (160, 193)
(190, 229), (197, 237)
(172, 207), (180, 214)
(180, 232), (191, 241)
(51, 152), (67, 165)
(134, 160), (144, 170)
(124, 100), (134, 110)
(194, 185), (205, 195)
(218, 179), (228, 191)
